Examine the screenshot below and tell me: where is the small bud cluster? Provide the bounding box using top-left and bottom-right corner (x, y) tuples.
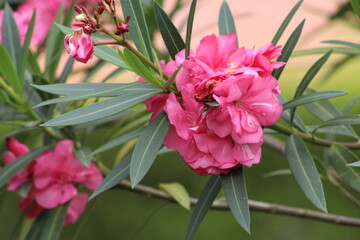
(115, 16), (130, 35)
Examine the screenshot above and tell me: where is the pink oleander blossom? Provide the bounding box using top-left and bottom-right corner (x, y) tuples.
(2, 139), (103, 224)
(145, 33), (284, 175)
(64, 30), (94, 63)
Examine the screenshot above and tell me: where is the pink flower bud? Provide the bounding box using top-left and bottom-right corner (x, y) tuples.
(64, 30), (94, 64)
(115, 22), (129, 35)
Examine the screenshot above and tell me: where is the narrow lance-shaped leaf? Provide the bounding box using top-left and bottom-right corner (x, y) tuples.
(322, 40), (360, 48)
(34, 82), (143, 107)
(90, 154), (131, 200)
(119, 49), (163, 88)
(186, 175), (221, 240)
(328, 144), (360, 192)
(350, 0), (360, 19)
(342, 95), (360, 114)
(185, 0), (197, 59)
(290, 50), (332, 122)
(130, 112), (170, 187)
(19, 10), (36, 84)
(159, 182), (191, 210)
(2, 4), (21, 72)
(285, 134), (327, 212)
(0, 145), (50, 188)
(154, 1), (185, 59)
(313, 115), (360, 134)
(277, 95), (307, 132)
(283, 90), (348, 110)
(58, 57), (75, 83)
(219, 0), (237, 44)
(272, 0), (303, 45)
(0, 45), (22, 94)
(292, 47), (360, 57)
(347, 161), (360, 167)
(91, 128), (144, 156)
(121, 0), (153, 60)
(41, 89), (162, 127)
(272, 20), (305, 80)
(39, 205), (68, 240)
(220, 167), (250, 233)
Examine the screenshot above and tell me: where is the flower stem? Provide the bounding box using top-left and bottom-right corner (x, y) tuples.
(269, 123), (360, 149)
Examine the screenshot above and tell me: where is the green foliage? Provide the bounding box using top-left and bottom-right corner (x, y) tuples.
(185, 0), (197, 59)
(328, 144), (360, 192)
(285, 134), (327, 212)
(130, 112), (170, 187)
(220, 167), (250, 233)
(159, 182), (190, 210)
(121, 0), (153, 60)
(219, 0), (237, 40)
(350, 0), (360, 19)
(0, 45), (21, 94)
(186, 175), (221, 240)
(154, 1), (185, 59)
(90, 155), (131, 200)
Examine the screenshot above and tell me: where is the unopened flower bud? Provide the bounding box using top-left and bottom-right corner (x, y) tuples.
(74, 5), (83, 14)
(64, 30), (94, 64)
(125, 15), (131, 23)
(75, 13), (87, 22)
(98, 5), (105, 15)
(115, 22), (129, 35)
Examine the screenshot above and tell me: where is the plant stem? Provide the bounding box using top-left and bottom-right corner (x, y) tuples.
(115, 180), (360, 228)
(94, 41), (120, 46)
(269, 123), (360, 149)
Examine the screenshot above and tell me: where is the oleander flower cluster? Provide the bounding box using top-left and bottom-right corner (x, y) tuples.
(145, 33), (284, 175)
(3, 138), (103, 225)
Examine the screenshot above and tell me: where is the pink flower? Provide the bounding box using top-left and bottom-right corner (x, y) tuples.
(145, 33), (284, 175)
(2, 138), (103, 224)
(64, 30), (94, 63)
(3, 138), (33, 191)
(32, 140), (103, 208)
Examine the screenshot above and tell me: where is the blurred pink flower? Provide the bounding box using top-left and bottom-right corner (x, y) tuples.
(145, 33), (284, 175)
(2, 138), (103, 224)
(0, 0), (98, 44)
(64, 30), (94, 63)
(3, 138), (34, 191)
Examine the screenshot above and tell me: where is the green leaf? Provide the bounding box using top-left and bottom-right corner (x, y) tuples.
(91, 128), (143, 156)
(39, 205), (67, 240)
(342, 95), (360, 114)
(154, 2), (185, 59)
(94, 45), (130, 69)
(41, 89), (162, 127)
(347, 161), (360, 167)
(263, 169), (292, 178)
(159, 182), (190, 210)
(186, 175), (221, 240)
(130, 112), (170, 187)
(75, 147), (92, 167)
(272, 19), (305, 80)
(290, 50), (332, 122)
(34, 82), (142, 107)
(2, 4), (21, 71)
(328, 144), (360, 192)
(32, 83), (124, 95)
(219, 0), (237, 39)
(285, 134), (327, 212)
(121, 0), (153, 60)
(350, 0), (360, 19)
(220, 167), (250, 233)
(58, 57), (75, 83)
(28, 50), (41, 75)
(322, 40), (360, 48)
(303, 91), (358, 138)
(306, 125), (358, 138)
(272, 0), (303, 45)
(278, 95), (307, 132)
(119, 49), (163, 88)
(0, 146), (49, 189)
(185, 0), (197, 59)
(283, 90), (348, 110)
(313, 115), (360, 133)
(0, 45), (22, 94)
(90, 154), (131, 200)
(19, 10), (36, 84)
(292, 47), (360, 57)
